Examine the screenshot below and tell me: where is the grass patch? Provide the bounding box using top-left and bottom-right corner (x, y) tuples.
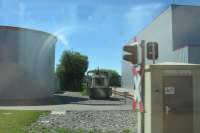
(0, 110), (48, 133)
(81, 88), (89, 96)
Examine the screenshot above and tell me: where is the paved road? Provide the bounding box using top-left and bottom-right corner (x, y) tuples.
(0, 91), (133, 111)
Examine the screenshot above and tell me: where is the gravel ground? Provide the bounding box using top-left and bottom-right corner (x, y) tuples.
(27, 110), (137, 133)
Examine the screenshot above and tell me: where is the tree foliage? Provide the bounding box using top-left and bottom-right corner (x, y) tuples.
(56, 50), (89, 91)
(88, 69), (121, 87)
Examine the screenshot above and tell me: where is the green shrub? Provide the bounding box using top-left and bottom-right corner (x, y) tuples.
(56, 50), (89, 92)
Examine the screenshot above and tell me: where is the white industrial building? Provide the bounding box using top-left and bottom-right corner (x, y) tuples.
(122, 4), (200, 90)
(0, 26), (57, 101)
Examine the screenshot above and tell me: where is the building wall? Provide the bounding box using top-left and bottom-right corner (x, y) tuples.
(0, 27), (57, 100)
(122, 6), (176, 90)
(122, 5), (200, 90)
(137, 6), (175, 64)
(172, 5), (200, 64)
(172, 5), (200, 49)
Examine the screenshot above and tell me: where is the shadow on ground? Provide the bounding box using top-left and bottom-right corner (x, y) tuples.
(0, 94), (126, 106)
(0, 95), (88, 106)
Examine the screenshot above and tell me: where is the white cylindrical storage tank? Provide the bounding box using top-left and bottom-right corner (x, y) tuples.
(0, 26), (57, 100)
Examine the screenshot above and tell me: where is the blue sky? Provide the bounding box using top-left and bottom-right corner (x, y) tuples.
(0, 0), (200, 73)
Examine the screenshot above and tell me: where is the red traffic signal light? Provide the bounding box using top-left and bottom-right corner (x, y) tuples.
(147, 42), (158, 60)
(123, 44), (141, 64)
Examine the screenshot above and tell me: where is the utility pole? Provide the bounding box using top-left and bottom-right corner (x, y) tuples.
(152, 42), (155, 64)
(140, 40), (145, 133)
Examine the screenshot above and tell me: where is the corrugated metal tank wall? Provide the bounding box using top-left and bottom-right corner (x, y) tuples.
(0, 26), (57, 100)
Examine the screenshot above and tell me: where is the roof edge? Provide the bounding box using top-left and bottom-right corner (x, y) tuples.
(124, 4), (200, 46)
(0, 25), (57, 41)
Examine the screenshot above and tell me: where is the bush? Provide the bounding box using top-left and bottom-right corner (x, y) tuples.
(56, 50), (88, 91)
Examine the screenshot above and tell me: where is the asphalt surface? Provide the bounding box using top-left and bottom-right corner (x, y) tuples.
(0, 91), (133, 111)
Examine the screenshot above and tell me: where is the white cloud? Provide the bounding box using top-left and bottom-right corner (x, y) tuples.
(88, 15), (94, 21)
(125, 3), (165, 28)
(53, 27), (69, 48)
(126, 3), (164, 18)
(52, 24), (93, 48)
(57, 35), (68, 47)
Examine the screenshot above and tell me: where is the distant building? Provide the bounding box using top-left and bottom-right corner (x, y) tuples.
(0, 26), (57, 101)
(122, 5), (200, 90)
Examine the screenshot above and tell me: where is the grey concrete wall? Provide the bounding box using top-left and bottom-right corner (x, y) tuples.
(0, 26), (57, 100)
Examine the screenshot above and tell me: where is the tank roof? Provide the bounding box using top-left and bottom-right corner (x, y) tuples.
(0, 26), (57, 40)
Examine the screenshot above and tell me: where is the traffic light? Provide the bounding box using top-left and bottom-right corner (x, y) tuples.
(123, 43), (141, 64)
(147, 42), (158, 60)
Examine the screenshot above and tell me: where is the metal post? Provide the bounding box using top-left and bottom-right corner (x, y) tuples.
(152, 43), (155, 64)
(140, 40), (145, 133)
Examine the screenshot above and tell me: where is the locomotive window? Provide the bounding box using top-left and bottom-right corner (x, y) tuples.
(95, 77), (105, 86)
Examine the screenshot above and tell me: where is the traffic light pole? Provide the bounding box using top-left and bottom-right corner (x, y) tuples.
(140, 40), (145, 133)
(123, 40), (146, 133)
(152, 42), (155, 64)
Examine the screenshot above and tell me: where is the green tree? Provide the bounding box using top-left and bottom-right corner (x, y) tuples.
(88, 69), (121, 87)
(56, 50), (88, 91)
